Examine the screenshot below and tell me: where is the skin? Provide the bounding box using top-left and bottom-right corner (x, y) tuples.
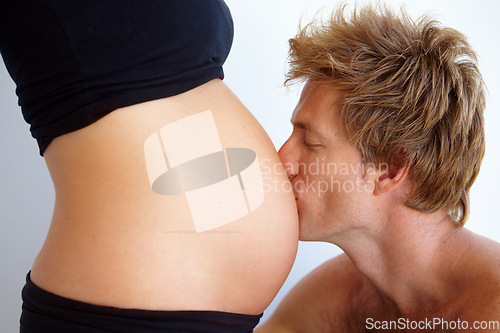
(256, 81), (500, 332)
(31, 79), (299, 315)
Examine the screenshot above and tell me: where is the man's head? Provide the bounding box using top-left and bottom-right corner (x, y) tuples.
(280, 4), (485, 240)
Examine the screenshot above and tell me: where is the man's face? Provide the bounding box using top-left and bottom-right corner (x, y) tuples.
(279, 81), (376, 241)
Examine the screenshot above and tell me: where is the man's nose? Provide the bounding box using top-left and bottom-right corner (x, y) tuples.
(278, 139), (299, 180)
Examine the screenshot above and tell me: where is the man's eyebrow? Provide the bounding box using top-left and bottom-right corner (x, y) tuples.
(290, 119), (327, 140)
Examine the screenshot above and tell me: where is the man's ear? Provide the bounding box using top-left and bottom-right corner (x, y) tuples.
(374, 149), (410, 196)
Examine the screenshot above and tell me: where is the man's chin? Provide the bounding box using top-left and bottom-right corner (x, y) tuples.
(298, 233), (319, 242)
(295, 202), (318, 241)
(297, 214), (331, 242)
(297, 216), (314, 241)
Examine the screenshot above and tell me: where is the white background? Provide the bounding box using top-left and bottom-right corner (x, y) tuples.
(1, 0), (499, 331)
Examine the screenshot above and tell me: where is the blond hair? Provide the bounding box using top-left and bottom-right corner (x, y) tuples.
(287, 4), (486, 224)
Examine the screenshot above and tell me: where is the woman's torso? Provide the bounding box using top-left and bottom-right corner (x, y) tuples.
(31, 79), (299, 315)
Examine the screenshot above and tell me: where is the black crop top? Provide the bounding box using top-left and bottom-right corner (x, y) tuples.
(0, 0), (234, 155)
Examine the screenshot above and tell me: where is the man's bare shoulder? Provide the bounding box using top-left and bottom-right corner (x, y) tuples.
(459, 231), (500, 325)
(257, 253), (381, 333)
(461, 230), (500, 287)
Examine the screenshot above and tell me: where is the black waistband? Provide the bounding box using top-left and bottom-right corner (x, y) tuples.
(20, 272), (261, 333)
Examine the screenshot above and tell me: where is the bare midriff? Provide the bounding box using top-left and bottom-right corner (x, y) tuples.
(30, 79), (299, 315)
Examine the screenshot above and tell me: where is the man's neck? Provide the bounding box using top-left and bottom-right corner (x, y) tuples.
(332, 208), (466, 317)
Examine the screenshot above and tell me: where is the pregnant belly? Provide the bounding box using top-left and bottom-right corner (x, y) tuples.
(30, 79), (299, 315)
